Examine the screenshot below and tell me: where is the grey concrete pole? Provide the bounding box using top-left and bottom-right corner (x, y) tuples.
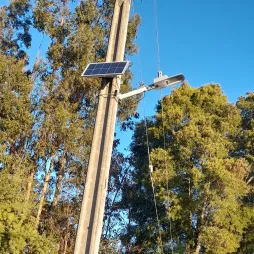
(74, 1), (131, 253)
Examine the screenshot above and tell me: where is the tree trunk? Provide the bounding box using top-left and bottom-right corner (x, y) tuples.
(104, 165), (130, 238)
(58, 205), (70, 254)
(52, 154), (66, 207)
(187, 177), (194, 253)
(195, 244), (201, 254)
(62, 218), (70, 254)
(194, 196), (208, 254)
(25, 169), (35, 201)
(35, 155), (56, 229)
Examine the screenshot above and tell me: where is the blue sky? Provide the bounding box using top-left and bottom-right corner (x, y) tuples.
(130, 0), (254, 100)
(1, 0), (253, 152)
(116, 0), (254, 152)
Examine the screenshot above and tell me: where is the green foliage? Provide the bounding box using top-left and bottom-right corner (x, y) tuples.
(1, 0), (252, 253)
(0, 53), (32, 147)
(1, 0), (141, 253)
(120, 84), (253, 253)
(0, 0), (31, 59)
(0, 165), (57, 254)
(237, 92), (254, 164)
(236, 92), (254, 253)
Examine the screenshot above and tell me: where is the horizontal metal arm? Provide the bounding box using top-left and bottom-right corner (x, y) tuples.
(117, 85), (155, 100)
(117, 73), (185, 100)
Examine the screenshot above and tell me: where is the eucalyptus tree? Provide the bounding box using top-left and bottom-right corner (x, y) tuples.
(31, 0), (140, 252)
(236, 92), (254, 254)
(0, 0), (31, 59)
(0, 53), (56, 253)
(0, 0), (140, 253)
(120, 84), (252, 254)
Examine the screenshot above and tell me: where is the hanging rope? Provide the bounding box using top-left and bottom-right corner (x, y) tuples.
(143, 96), (164, 253)
(160, 90), (174, 254)
(131, 4), (162, 246)
(153, 0), (161, 72)
(153, 0), (174, 249)
(32, 32), (45, 69)
(132, 1), (172, 252)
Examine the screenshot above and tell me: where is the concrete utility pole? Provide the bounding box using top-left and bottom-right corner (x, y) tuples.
(74, 1), (131, 253)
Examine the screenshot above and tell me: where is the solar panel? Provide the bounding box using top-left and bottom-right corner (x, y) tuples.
(81, 61), (130, 77)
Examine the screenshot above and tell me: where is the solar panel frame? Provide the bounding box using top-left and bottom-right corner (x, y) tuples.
(81, 61), (130, 77)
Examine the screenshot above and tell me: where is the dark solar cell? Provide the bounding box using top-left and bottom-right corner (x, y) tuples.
(102, 63), (111, 68)
(110, 63), (119, 68)
(84, 69), (93, 75)
(118, 62), (126, 67)
(107, 68), (117, 73)
(91, 69), (100, 74)
(87, 64), (96, 70)
(94, 65), (102, 70)
(99, 69), (108, 74)
(116, 67), (124, 73)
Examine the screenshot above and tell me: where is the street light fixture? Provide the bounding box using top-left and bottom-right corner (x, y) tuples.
(117, 73), (185, 100)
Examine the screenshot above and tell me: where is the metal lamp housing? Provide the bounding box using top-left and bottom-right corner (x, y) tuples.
(153, 74), (185, 89)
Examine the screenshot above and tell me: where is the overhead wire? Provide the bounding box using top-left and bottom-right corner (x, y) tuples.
(153, 0), (161, 72)
(143, 96), (164, 253)
(32, 32), (45, 70)
(153, 0), (175, 251)
(131, 0), (164, 252)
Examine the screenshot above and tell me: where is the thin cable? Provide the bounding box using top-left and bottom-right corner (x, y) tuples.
(153, 0), (161, 72)
(133, 1), (163, 249)
(144, 96), (164, 253)
(144, 99), (151, 166)
(160, 90), (174, 254)
(32, 33), (45, 69)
